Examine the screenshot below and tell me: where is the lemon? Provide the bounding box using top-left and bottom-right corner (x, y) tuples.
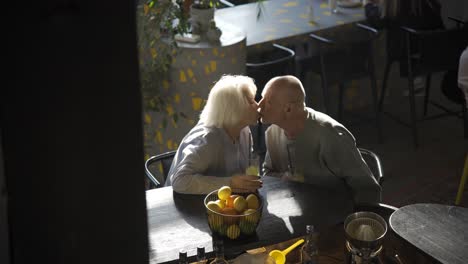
(206, 201), (221, 213)
(246, 194), (260, 210)
(215, 199), (226, 209)
(245, 165), (259, 176)
(243, 208), (259, 223)
(226, 224), (240, 239)
(208, 214), (223, 230)
(233, 196), (247, 213)
(218, 186), (232, 200)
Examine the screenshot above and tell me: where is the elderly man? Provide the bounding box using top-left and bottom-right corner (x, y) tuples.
(258, 75), (381, 204)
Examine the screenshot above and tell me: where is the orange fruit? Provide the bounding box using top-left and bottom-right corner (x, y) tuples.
(221, 207), (238, 225)
(226, 194), (240, 208)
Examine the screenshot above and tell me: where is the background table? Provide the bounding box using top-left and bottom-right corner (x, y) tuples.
(146, 175), (354, 263)
(215, 0), (365, 47)
(215, 0), (379, 118)
(390, 203), (468, 264)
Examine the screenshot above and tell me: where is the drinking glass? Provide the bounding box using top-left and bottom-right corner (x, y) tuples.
(329, 0), (338, 13)
(285, 143), (304, 182)
(246, 152), (260, 176)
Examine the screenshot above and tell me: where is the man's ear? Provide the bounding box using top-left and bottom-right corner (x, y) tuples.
(284, 103), (292, 113)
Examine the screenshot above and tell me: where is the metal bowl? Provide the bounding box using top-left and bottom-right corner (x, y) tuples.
(204, 189), (263, 240)
(344, 211), (387, 250)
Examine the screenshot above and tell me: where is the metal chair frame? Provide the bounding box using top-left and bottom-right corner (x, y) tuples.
(358, 147), (384, 185)
(379, 21), (467, 147)
(308, 23), (383, 143)
(247, 43), (295, 155)
(145, 150), (177, 188)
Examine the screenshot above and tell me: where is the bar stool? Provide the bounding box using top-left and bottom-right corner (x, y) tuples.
(455, 154), (468, 205)
(300, 23), (382, 142)
(379, 25), (467, 148)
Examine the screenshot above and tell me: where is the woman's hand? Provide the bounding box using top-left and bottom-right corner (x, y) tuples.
(230, 175), (263, 193)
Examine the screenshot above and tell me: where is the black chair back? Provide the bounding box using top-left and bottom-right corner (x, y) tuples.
(246, 43), (295, 101)
(309, 23), (380, 85)
(307, 23), (382, 142)
(379, 22), (468, 148)
(403, 27), (467, 75)
(247, 43), (295, 155)
(145, 150), (177, 188)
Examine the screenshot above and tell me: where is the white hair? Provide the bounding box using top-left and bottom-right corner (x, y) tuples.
(200, 75), (257, 128)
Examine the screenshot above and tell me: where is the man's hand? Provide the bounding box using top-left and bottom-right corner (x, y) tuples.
(230, 174), (263, 193)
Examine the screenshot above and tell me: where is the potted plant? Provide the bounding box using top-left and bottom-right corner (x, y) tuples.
(190, 0), (221, 39)
(190, 0), (264, 41)
(137, 0), (190, 127)
(137, 0), (191, 161)
(137, 0), (264, 158)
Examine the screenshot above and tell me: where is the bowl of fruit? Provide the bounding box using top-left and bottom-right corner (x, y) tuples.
(204, 186), (263, 240)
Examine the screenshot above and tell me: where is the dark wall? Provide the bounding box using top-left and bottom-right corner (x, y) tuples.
(3, 1), (149, 263)
(0, 132), (10, 264)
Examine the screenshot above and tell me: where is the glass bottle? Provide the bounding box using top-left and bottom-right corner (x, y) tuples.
(307, 0), (315, 23)
(197, 245), (207, 263)
(301, 225), (319, 264)
(209, 239), (228, 264)
(179, 249), (189, 264)
(329, 0), (338, 13)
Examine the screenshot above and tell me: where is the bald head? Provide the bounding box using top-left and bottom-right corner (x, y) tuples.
(263, 75), (305, 105)
(258, 75), (307, 133)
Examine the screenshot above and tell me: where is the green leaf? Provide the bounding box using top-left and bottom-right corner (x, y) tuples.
(179, 112), (188, 119)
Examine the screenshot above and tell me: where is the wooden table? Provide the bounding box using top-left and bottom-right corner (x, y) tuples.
(147, 175), (354, 263)
(389, 203), (468, 264)
(215, 0), (366, 47)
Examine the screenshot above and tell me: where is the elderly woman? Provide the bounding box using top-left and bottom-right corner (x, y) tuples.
(165, 75), (263, 194)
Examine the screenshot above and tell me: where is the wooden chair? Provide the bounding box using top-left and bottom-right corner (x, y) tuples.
(145, 150), (177, 189)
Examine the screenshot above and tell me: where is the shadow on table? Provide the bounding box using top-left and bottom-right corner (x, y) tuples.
(172, 190), (293, 258)
(173, 192), (210, 232)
